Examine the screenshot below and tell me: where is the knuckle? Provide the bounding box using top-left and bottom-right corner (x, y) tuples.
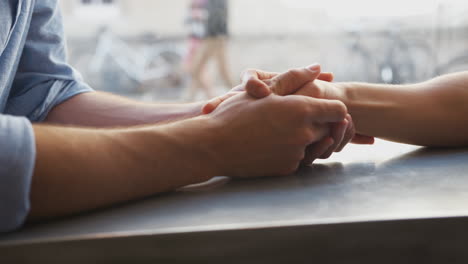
(308, 129), (322, 142)
(290, 100), (311, 119)
(272, 69), (303, 95)
(308, 83), (322, 98)
(333, 100), (348, 114)
(325, 100), (347, 119)
(271, 78), (286, 94)
(296, 105), (311, 119)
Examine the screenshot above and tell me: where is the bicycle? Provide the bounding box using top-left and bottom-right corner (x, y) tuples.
(336, 3), (468, 83)
(335, 26), (435, 84)
(432, 2), (468, 75)
(377, 29), (435, 84)
(74, 27), (185, 95)
(332, 30), (380, 83)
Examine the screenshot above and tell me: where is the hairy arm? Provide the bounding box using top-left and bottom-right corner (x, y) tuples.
(328, 72), (468, 146)
(44, 91), (205, 127)
(29, 117), (216, 221)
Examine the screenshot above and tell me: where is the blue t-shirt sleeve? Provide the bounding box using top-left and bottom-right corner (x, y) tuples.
(0, 0), (94, 233)
(5, 0), (93, 122)
(0, 115), (35, 232)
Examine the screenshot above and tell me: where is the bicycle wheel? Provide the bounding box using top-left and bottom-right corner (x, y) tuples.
(381, 54), (415, 84)
(75, 52), (139, 93)
(386, 39), (435, 84)
(333, 46), (379, 83)
(144, 49), (184, 85)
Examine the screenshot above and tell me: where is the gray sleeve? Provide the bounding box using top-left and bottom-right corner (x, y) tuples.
(0, 115), (35, 233)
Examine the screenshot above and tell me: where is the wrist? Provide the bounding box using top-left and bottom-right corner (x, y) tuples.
(156, 116), (221, 182)
(331, 82), (351, 103)
(113, 117), (219, 193)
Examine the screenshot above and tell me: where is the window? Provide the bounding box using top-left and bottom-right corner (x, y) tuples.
(62, 0), (468, 100)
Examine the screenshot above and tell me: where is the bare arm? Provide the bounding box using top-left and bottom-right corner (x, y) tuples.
(30, 88), (211, 220)
(44, 91), (205, 127)
(29, 117), (216, 220)
(321, 72), (468, 146)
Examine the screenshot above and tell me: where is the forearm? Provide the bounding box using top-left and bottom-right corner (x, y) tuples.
(335, 72), (468, 146)
(29, 118), (216, 220)
(45, 91), (205, 127)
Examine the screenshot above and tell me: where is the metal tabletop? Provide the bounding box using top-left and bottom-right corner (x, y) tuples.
(1, 140), (468, 263)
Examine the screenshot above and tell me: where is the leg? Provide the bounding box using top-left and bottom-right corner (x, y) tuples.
(190, 38), (217, 100)
(214, 37), (235, 89)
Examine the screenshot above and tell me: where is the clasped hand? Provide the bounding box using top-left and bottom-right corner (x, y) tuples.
(202, 64), (374, 174)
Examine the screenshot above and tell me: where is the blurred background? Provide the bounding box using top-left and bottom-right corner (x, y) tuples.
(60, 0), (468, 102)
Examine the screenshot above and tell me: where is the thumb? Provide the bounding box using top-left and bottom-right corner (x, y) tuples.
(245, 76), (271, 98)
(241, 69), (277, 99)
(270, 64), (321, 96)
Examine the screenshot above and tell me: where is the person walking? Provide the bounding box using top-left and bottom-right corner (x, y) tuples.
(186, 0), (234, 101)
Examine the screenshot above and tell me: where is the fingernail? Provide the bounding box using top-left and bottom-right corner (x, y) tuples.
(202, 105), (212, 115)
(202, 98), (218, 114)
(306, 63), (320, 72)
